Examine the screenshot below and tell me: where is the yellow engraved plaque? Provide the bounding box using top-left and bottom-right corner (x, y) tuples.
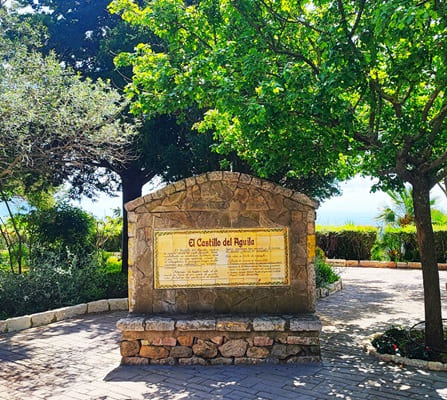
(154, 228), (289, 289)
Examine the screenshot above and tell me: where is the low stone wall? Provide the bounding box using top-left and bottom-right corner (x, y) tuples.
(117, 314), (321, 365)
(328, 259), (447, 270)
(0, 298), (128, 334)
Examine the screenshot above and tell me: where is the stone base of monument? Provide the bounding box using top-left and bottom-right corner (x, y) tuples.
(117, 314), (321, 365)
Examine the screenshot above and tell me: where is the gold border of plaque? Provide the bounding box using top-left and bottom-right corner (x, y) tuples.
(153, 227), (289, 289)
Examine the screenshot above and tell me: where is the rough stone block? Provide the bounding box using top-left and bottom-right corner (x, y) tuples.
(108, 298), (128, 311)
(177, 335), (194, 346)
(234, 357), (265, 365)
(176, 318), (216, 331)
(7, 316), (31, 332)
(120, 340), (140, 357)
(210, 357), (233, 365)
(125, 197), (144, 212)
(287, 336), (319, 345)
(140, 345), (169, 359)
(207, 171), (223, 181)
(87, 300), (109, 313)
(145, 317), (175, 331)
(151, 337), (177, 346)
(179, 356), (208, 366)
(192, 340), (218, 358)
(151, 357), (176, 366)
(31, 311), (56, 327)
(253, 317), (286, 331)
(54, 304), (87, 321)
(210, 336), (224, 345)
(253, 336), (273, 346)
(170, 346), (193, 358)
(219, 339), (248, 357)
(271, 344), (302, 359)
(122, 356), (149, 366)
(246, 346), (270, 358)
(216, 317), (251, 332)
(289, 316), (322, 332)
(116, 317), (145, 331)
(0, 320), (7, 333)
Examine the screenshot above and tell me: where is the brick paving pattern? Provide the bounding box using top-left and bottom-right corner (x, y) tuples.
(1, 267), (447, 399)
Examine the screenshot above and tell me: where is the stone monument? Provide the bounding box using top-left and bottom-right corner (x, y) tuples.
(117, 171), (321, 365)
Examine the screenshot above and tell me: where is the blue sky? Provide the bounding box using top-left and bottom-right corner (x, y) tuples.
(72, 175), (447, 226)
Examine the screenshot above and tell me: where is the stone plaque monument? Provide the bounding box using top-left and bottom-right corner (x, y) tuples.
(117, 171), (322, 365)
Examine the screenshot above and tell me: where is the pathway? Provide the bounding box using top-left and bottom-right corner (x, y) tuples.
(1, 267), (447, 399)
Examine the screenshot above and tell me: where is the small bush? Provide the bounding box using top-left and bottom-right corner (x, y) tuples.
(0, 260), (127, 320)
(316, 225), (378, 260)
(27, 204), (96, 269)
(315, 247), (340, 288)
(371, 326), (445, 362)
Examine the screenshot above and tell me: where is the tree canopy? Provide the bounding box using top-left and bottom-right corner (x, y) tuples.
(0, 5), (135, 195)
(110, 0), (447, 348)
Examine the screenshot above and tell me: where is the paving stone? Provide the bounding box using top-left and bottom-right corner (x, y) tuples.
(1, 269), (447, 400)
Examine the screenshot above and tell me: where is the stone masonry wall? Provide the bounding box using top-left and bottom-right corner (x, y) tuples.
(118, 315), (322, 365)
(125, 171), (318, 315)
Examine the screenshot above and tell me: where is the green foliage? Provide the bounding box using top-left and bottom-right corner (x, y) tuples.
(315, 248), (340, 288)
(26, 204), (96, 269)
(95, 212), (123, 252)
(379, 226), (447, 263)
(0, 263), (127, 320)
(316, 225), (378, 260)
(371, 326), (441, 361)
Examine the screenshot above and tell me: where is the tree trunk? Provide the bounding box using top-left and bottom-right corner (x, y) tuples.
(412, 178), (445, 350)
(121, 175), (143, 274)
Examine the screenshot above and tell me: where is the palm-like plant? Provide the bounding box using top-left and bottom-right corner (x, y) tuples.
(377, 188), (415, 227)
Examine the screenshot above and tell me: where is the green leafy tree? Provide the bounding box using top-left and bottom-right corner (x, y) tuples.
(19, 0), (341, 272)
(110, 0), (447, 349)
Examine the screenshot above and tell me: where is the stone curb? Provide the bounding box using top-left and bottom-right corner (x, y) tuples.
(362, 334), (447, 372)
(328, 259), (447, 270)
(0, 298), (128, 334)
(316, 279), (343, 299)
(117, 314), (322, 333)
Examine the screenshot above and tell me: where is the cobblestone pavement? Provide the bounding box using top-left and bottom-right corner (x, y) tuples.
(2, 267), (447, 399)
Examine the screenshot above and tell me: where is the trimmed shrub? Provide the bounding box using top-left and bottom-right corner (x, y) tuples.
(316, 225), (378, 260)
(0, 264), (127, 320)
(380, 225), (447, 262)
(315, 247), (339, 288)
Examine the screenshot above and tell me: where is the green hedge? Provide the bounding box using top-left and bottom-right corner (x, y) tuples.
(316, 224), (447, 263)
(316, 225), (378, 260)
(0, 266), (127, 320)
(380, 225), (447, 262)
